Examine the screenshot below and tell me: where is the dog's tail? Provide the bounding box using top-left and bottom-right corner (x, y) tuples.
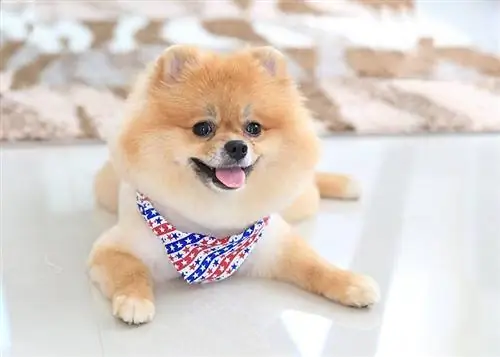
(315, 172), (360, 199)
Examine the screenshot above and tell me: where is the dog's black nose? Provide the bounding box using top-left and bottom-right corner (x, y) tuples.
(224, 140), (248, 161)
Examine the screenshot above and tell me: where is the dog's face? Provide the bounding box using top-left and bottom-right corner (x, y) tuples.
(112, 46), (320, 229)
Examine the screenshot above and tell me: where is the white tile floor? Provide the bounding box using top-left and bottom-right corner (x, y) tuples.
(1, 135), (499, 357)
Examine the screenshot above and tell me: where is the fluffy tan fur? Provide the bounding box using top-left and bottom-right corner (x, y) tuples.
(89, 45), (379, 324)
(95, 163), (360, 221)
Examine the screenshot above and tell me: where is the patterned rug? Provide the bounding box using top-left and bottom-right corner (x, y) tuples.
(1, 0), (499, 141)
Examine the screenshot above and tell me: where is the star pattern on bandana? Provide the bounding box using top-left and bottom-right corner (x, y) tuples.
(136, 192), (269, 284)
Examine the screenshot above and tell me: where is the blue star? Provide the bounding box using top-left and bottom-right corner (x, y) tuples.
(244, 248), (250, 253)
(195, 259), (201, 264)
(176, 253), (182, 259)
(214, 259), (219, 266)
(155, 217), (162, 224)
(231, 264), (237, 270)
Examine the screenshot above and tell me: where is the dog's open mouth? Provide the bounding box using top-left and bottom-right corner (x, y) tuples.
(190, 158), (255, 190)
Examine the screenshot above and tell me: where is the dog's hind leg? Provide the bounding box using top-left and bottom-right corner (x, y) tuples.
(280, 183), (320, 223)
(315, 172), (361, 200)
(94, 160), (120, 213)
(281, 173), (360, 223)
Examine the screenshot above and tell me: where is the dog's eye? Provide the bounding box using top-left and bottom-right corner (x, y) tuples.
(192, 121), (215, 137)
(244, 122), (262, 137)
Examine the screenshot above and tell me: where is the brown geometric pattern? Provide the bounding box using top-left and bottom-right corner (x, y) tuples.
(1, 0), (499, 141)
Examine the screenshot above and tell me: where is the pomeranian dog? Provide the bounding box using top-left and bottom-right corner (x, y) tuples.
(89, 45), (380, 324)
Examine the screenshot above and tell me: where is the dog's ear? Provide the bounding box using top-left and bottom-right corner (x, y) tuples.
(248, 46), (288, 77)
(155, 45), (205, 83)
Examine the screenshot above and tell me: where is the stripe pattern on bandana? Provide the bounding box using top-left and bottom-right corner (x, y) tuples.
(136, 192), (269, 284)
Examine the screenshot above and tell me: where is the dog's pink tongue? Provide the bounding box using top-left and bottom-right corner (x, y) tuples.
(215, 168), (246, 188)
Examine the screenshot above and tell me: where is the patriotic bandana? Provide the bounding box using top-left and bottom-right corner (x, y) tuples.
(136, 192), (269, 284)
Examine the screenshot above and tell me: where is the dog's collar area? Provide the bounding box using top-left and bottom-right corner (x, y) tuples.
(135, 192), (269, 284)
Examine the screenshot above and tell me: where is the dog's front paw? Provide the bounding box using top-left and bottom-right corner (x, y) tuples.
(342, 274), (380, 307)
(325, 274), (380, 308)
(112, 295), (155, 325)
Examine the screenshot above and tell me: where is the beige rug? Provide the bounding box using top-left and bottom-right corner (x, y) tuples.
(1, 0), (499, 141)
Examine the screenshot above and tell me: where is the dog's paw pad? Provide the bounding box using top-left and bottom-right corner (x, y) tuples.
(343, 275), (380, 308)
(112, 295), (155, 324)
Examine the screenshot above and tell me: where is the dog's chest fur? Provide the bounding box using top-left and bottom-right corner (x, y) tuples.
(92, 183), (288, 283)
